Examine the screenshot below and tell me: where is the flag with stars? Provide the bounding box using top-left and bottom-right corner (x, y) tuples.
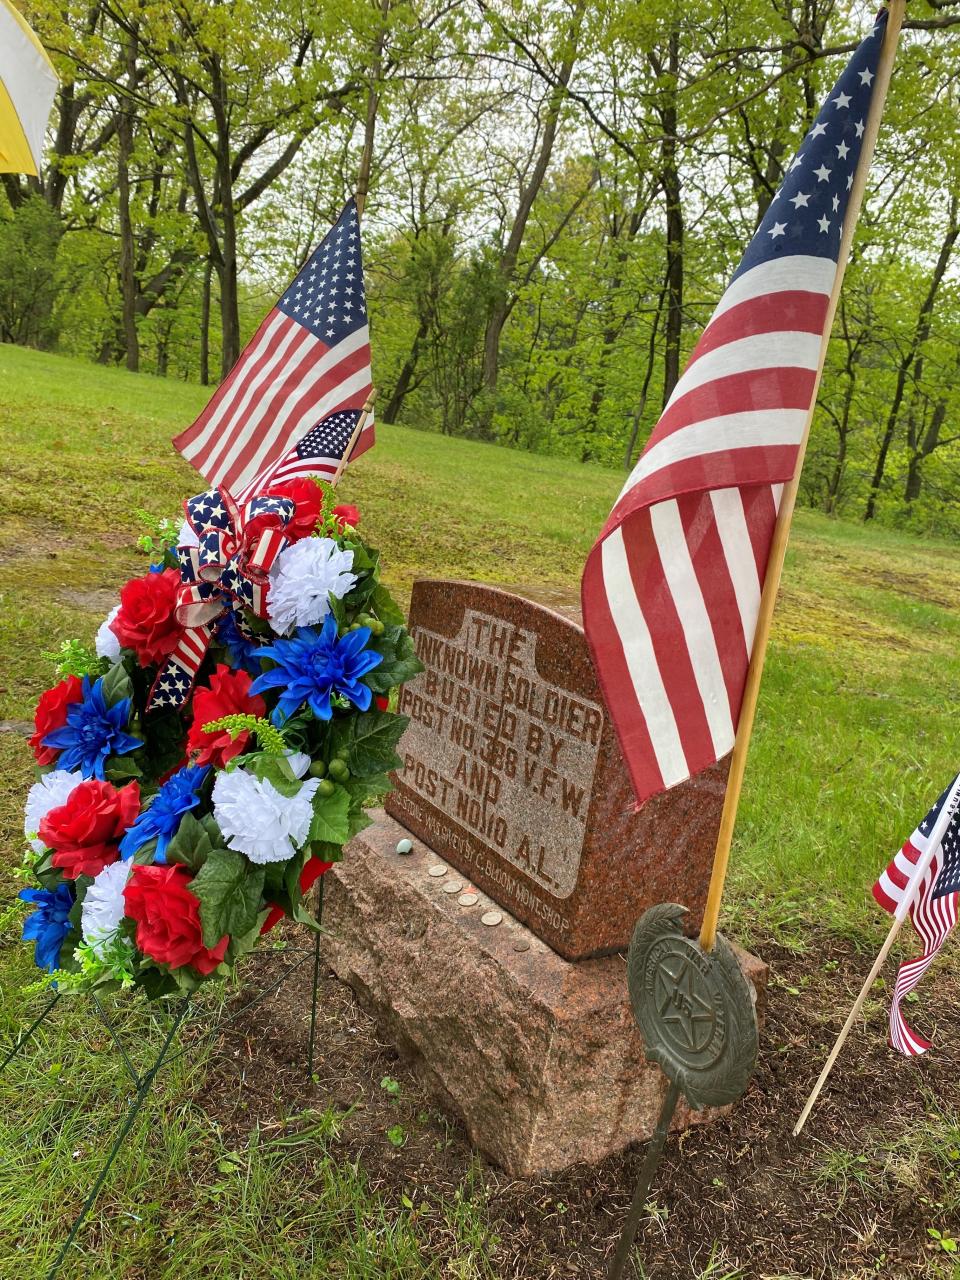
(243, 407), (371, 496)
(873, 776), (960, 1055)
(174, 199), (373, 498)
(581, 11), (888, 807)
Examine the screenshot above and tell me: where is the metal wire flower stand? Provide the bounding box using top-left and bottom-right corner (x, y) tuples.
(1, 890), (327, 1280)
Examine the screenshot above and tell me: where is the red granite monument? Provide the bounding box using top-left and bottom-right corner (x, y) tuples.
(384, 579), (731, 960)
(321, 580), (765, 1175)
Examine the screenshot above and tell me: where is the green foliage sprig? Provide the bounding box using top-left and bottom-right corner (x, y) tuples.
(202, 714), (288, 756)
(43, 639), (106, 679)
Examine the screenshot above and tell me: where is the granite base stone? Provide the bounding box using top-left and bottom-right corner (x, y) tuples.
(321, 811), (768, 1177)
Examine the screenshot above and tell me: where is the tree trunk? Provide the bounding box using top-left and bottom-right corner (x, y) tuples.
(864, 201), (959, 520)
(200, 259), (213, 386)
(116, 31), (139, 372)
(383, 319), (427, 423)
(476, 2), (584, 435)
(657, 32), (683, 407)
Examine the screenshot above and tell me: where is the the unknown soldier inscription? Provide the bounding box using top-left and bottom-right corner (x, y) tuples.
(385, 580), (730, 960)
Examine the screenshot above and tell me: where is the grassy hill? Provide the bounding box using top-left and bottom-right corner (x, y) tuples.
(2, 344), (960, 1278)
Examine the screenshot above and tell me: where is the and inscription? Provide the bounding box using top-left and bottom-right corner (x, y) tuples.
(397, 609), (603, 899)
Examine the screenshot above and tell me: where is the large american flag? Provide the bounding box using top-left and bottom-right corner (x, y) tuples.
(174, 200), (373, 498)
(581, 13), (886, 806)
(873, 776), (960, 1056)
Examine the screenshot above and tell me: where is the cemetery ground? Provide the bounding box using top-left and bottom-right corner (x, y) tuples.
(1, 345), (960, 1280)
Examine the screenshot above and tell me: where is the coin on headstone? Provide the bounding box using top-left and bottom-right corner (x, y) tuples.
(481, 911), (503, 927)
(458, 893), (479, 907)
(512, 939), (531, 953)
(442, 881), (463, 895)
(396, 838), (413, 855)
(428, 865), (447, 877)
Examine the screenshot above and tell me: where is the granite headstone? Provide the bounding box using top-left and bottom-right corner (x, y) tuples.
(385, 579), (730, 961)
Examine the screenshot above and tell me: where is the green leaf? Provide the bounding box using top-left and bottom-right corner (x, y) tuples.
(308, 786), (351, 845)
(369, 582), (405, 627)
(100, 660), (134, 708)
(190, 848), (265, 949)
(165, 812), (223, 873)
(246, 755), (302, 797)
(329, 709), (409, 779)
(365, 627), (424, 694)
(104, 754), (142, 782)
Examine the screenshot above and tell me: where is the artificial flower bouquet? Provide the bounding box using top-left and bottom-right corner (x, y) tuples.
(16, 479), (422, 1000)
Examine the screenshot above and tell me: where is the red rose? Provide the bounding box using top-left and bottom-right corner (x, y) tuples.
(41, 778), (141, 880)
(124, 863), (229, 974)
(29, 676), (83, 766)
(186, 665), (266, 768)
(113, 568), (182, 666)
(375, 695), (389, 712)
(266, 478), (323, 542)
(260, 856), (333, 935)
(333, 503), (360, 531)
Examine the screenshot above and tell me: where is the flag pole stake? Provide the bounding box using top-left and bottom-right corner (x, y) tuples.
(793, 772), (960, 1135)
(697, 0), (905, 955)
(332, 388), (377, 487)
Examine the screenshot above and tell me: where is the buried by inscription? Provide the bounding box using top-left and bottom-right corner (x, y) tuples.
(397, 608), (603, 898)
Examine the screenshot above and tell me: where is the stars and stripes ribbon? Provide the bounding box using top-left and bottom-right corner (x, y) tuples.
(146, 488), (294, 712)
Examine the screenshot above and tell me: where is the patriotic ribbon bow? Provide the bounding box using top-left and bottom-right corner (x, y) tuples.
(146, 488), (295, 712)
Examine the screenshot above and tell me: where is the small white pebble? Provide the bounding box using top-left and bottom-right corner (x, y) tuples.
(396, 838), (413, 855)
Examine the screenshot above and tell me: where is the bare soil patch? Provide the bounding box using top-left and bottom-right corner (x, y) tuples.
(189, 930), (960, 1279)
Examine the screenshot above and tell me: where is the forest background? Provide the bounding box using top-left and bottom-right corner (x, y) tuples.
(5, 0), (960, 533)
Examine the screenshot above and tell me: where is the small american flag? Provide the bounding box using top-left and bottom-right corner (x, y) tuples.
(873, 777), (960, 1056)
(174, 200), (373, 498)
(241, 407), (372, 497)
(581, 13), (886, 806)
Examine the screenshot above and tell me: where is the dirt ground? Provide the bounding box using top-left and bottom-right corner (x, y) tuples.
(188, 931), (960, 1280)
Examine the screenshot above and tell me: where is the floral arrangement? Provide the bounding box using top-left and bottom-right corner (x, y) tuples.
(16, 479), (422, 999)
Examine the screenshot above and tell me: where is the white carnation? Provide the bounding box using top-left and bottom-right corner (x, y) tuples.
(81, 860), (133, 957)
(212, 768), (320, 865)
(266, 537), (356, 635)
(24, 770), (84, 852)
(95, 604), (122, 661)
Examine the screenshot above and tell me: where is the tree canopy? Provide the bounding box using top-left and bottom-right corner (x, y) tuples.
(6, 0), (960, 533)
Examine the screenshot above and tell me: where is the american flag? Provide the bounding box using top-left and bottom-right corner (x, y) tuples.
(174, 200), (373, 499)
(244, 407), (370, 495)
(873, 776), (960, 1056)
(580, 13), (886, 806)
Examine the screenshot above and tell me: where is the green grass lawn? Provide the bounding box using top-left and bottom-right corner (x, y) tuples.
(2, 343), (960, 1278)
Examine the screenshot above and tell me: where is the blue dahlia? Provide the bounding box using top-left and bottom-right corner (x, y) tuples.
(251, 613), (383, 724)
(41, 675), (140, 780)
(217, 610), (264, 674)
(118, 764), (210, 864)
(19, 883), (74, 972)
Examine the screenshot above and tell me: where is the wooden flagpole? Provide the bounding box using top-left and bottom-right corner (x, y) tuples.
(332, 389), (377, 485)
(793, 773), (960, 1136)
(697, 0), (906, 955)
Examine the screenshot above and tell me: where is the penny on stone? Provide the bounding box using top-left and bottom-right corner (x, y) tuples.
(458, 893), (479, 907)
(481, 911), (503, 927)
(428, 865), (447, 878)
(442, 881), (464, 895)
(512, 939), (531, 952)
